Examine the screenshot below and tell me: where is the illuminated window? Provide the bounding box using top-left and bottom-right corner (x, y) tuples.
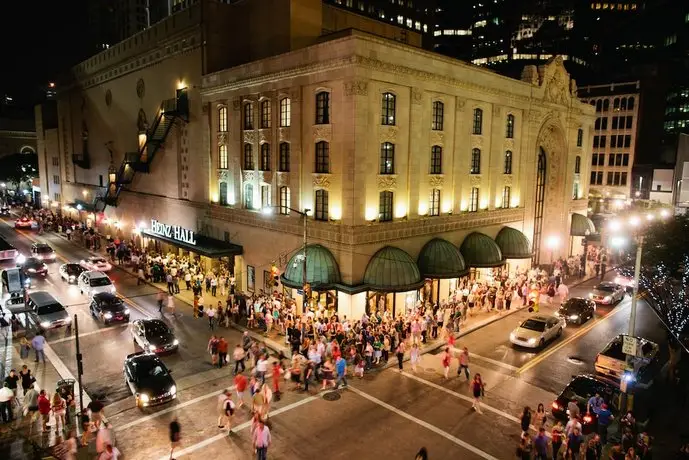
(502, 186), (511, 209)
(243, 144), (254, 170)
(315, 141), (329, 173)
(261, 185), (270, 209)
(429, 189), (441, 216)
(316, 92), (330, 124)
(505, 114), (515, 138)
(243, 103), (253, 130)
(430, 146), (442, 174)
(279, 186), (290, 215)
(218, 144), (228, 169)
(469, 187), (479, 212)
(244, 183), (254, 209)
(260, 143), (271, 171)
(379, 191), (393, 222)
(380, 142), (395, 174)
(218, 106), (227, 132)
(432, 101), (444, 130)
(472, 108), (483, 134)
(260, 100), (271, 129)
(278, 143), (290, 172)
(279, 98), (291, 127)
(315, 190), (329, 221)
(504, 151), (512, 174)
(575, 156), (581, 174)
(471, 148), (481, 174)
(381, 92), (396, 125)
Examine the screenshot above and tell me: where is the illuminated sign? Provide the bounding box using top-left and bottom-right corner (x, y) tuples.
(150, 219), (197, 245)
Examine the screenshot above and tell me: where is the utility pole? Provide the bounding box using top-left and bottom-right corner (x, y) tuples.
(74, 314), (84, 413)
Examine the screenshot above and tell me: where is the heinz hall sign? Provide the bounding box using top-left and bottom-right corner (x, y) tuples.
(149, 219), (197, 245)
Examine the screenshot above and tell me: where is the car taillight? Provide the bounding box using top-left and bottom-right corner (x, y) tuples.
(552, 401), (561, 411)
(583, 414), (593, 423)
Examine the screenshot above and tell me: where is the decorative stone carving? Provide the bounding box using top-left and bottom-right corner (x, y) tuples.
(217, 170), (228, 181)
(380, 126), (399, 143)
(456, 98), (466, 112)
(259, 171), (273, 184)
(494, 106), (502, 116)
(540, 56), (571, 106)
(277, 172), (290, 186)
(428, 175), (444, 188)
(344, 80), (368, 96)
(528, 109), (543, 123)
(377, 175), (398, 190)
(105, 89), (112, 108)
(471, 135), (483, 148)
(520, 65), (539, 86)
(470, 175), (482, 186)
(312, 125), (332, 142)
(312, 174), (331, 190)
(278, 128), (290, 142)
(243, 131), (257, 144)
(289, 88), (301, 103)
(259, 129), (271, 144)
(232, 98), (242, 111)
(504, 138), (515, 150)
(242, 170), (255, 182)
(217, 132), (227, 146)
(411, 87), (423, 105)
(503, 174), (513, 186)
(136, 78), (145, 99)
(430, 131), (444, 145)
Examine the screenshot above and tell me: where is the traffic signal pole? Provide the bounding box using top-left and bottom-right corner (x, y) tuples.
(74, 314), (84, 414)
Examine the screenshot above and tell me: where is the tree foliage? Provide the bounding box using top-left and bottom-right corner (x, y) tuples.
(640, 213), (689, 277)
(0, 152), (38, 187)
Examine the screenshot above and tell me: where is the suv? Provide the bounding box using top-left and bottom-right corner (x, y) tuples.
(78, 271), (116, 297)
(90, 293), (130, 324)
(31, 243), (56, 262)
(27, 291), (70, 330)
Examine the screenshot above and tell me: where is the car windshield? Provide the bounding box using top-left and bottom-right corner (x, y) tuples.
(520, 319), (546, 332)
(101, 299), (124, 309)
(596, 284), (617, 292)
(25, 259), (43, 268)
(91, 258), (107, 264)
(90, 278), (111, 287)
(561, 378), (596, 403)
(562, 300), (585, 312)
(133, 359), (169, 379)
(67, 265), (84, 275)
(145, 322), (170, 336)
(37, 303), (65, 314)
(36, 246), (53, 253)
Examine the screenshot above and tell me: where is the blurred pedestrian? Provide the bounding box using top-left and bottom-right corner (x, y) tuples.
(471, 374), (485, 414)
(169, 417), (181, 460)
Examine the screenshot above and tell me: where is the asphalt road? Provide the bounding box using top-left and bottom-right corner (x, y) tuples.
(1, 218), (674, 459)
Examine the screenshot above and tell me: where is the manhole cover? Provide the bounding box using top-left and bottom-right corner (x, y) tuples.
(425, 368), (437, 373)
(567, 356), (585, 365)
(322, 391), (341, 401)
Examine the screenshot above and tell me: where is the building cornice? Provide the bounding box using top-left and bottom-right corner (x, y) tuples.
(0, 130), (36, 138)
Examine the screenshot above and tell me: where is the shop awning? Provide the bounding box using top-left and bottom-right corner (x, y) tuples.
(417, 238), (468, 279)
(495, 227), (533, 259)
(459, 232), (504, 268)
(141, 229), (242, 258)
(570, 213), (596, 236)
(363, 246), (424, 292)
(281, 244), (342, 290)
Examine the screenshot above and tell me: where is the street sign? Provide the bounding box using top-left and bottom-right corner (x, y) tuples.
(622, 335), (638, 356)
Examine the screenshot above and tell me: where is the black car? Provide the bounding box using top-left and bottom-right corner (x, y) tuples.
(557, 297), (596, 325)
(130, 319), (179, 353)
(90, 293), (130, 324)
(20, 257), (48, 278)
(59, 263), (86, 284)
(0, 206), (10, 216)
(551, 374), (620, 434)
(31, 243), (57, 262)
(123, 351), (177, 409)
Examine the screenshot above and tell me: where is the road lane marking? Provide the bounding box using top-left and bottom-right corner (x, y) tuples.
(349, 385), (499, 460)
(400, 371), (550, 437)
(156, 395), (320, 460)
(517, 303), (628, 374)
(48, 323), (128, 344)
(469, 353), (519, 372)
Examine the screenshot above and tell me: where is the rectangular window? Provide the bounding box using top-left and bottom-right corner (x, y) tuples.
(243, 103), (253, 130)
(506, 114), (515, 138)
(502, 186), (511, 209)
(430, 146), (442, 174)
(316, 92), (330, 124)
(612, 117), (619, 130)
(626, 116), (633, 129)
(52, 157), (59, 166)
(429, 189), (440, 216)
(53, 193), (61, 202)
(607, 172), (614, 185)
(260, 144), (271, 171)
(624, 135), (631, 147)
(315, 189), (329, 221)
(218, 106), (228, 132)
(590, 171), (597, 185)
(261, 185), (270, 209)
(504, 151), (513, 174)
(279, 186), (290, 215)
(614, 172), (621, 185)
(279, 98), (291, 127)
(278, 143), (290, 172)
(380, 142), (395, 174)
(616, 153), (623, 166)
(244, 183), (254, 209)
(381, 93), (396, 126)
(622, 153), (629, 166)
(243, 144), (254, 170)
(379, 191), (393, 222)
(591, 153), (598, 166)
(600, 136), (607, 148)
(260, 100), (271, 129)
(621, 172), (628, 186)
(601, 118), (608, 130)
(469, 187), (479, 212)
(315, 141), (329, 173)
(609, 154), (615, 166)
(432, 101), (444, 131)
(53, 174), (60, 185)
(577, 129), (583, 147)
(472, 108), (483, 135)
(596, 171), (603, 185)
(218, 144), (228, 169)
(593, 136), (599, 148)
(471, 149), (481, 174)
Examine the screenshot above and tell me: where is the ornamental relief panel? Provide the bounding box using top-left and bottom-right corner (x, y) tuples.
(428, 174), (444, 188)
(430, 131), (445, 145)
(259, 129), (271, 144)
(312, 125), (332, 142)
(379, 126), (399, 143)
(411, 88), (423, 105)
(243, 131), (257, 144)
(471, 135), (483, 148)
(503, 174), (513, 186)
(277, 172), (290, 186)
(217, 133), (227, 146)
(232, 98), (242, 111)
(494, 106), (502, 116)
(289, 88), (301, 103)
(312, 174), (331, 190)
(259, 171), (273, 184)
(344, 80), (368, 96)
(470, 175), (482, 186)
(278, 128), (290, 142)
(456, 98), (466, 112)
(217, 170), (228, 182)
(504, 138), (515, 150)
(242, 170), (256, 182)
(377, 175), (398, 190)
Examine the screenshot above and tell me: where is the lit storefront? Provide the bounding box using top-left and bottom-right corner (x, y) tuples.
(417, 238), (469, 305)
(569, 213), (596, 257)
(459, 232), (506, 282)
(494, 227), (534, 275)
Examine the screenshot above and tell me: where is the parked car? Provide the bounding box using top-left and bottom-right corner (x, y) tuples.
(0, 205), (10, 216)
(551, 374), (620, 434)
(79, 256), (112, 272)
(90, 293), (130, 324)
(509, 315), (565, 349)
(27, 291), (71, 330)
(594, 334), (660, 389)
(59, 263), (86, 284)
(123, 351), (177, 409)
(19, 257), (48, 278)
(556, 297), (596, 325)
(31, 243), (56, 262)
(130, 319), (179, 353)
(589, 282), (625, 305)
(614, 271), (636, 293)
(78, 271), (116, 296)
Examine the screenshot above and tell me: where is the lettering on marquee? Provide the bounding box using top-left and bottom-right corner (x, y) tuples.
(150, 219), (197, 246)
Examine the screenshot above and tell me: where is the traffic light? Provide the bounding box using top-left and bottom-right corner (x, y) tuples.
(271, 264), (280, 287)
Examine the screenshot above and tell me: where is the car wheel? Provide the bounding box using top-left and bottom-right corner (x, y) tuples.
(539, 338), (545, 348)
(556, 328), (562, 338)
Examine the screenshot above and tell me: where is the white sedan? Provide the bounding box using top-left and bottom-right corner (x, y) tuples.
(79, 256), (112, 272)
(509, 315), (566, 349)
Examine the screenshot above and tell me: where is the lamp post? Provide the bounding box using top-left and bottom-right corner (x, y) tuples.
(262, 205), (311, 312)
(545, 235), (560, 267)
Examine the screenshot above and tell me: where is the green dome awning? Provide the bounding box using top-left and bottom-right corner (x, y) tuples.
(281, 244), (341, 290)
(459, 232), (504, 268)
(570, 213), (596, 236)
(495, 227), (533, 259)
(417, 238), (468, 279)
(363, 246), (424, 292)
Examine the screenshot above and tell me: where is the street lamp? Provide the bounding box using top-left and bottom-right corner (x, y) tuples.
(262, 205), (311, 312)
(545, 235), (560, 264)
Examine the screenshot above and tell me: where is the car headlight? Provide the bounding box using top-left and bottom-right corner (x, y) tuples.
(569, 315), (579, 320)
(16, 254), (26, 264)
(172, 339), (179, 346)
(528, 338), (537, 344)
(604, 295), (611, 302)
(40, 321), (51, 328)
(64, 317), (72, 324)
(69, 275), (76, 281)
(169, 385), (177, 395)
(104, 313), (113, 319)
(28, 268), (36, 273)
(124, 308), (130, 315)
(588, 292), (594, 298)
(139, 393), (149, 403)
(110, 286), (117, 293)
(510, 332), (516, 340)
(149, 345), (157, 352)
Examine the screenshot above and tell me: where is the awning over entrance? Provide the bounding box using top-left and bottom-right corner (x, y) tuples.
(141, 229), (242, 258)
(460, 232), (504, 268)
(570, 213), (596, 236)
(417, 238), (468, 279)
(363, 246), (424, 292)
(495, 227), (533, 259)
(281, 244), (342, 290)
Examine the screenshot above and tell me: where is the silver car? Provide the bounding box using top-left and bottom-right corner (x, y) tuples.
(510, 315), (566, 349)
(589, 282), (625, 305)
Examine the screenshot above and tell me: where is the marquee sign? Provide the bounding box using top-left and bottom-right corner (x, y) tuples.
(149, 219), (197, 246)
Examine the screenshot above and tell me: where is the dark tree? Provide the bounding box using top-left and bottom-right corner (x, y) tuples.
(0, 152), (38, 188)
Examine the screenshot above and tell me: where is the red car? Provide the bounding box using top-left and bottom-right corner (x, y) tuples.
(14, 216), (36, 229)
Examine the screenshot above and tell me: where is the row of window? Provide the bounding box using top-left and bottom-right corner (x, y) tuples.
(234, 143), (292, 172)
(217, 98), (293, 132)
(588, 96), (635, 113)
(591, 153), (630, 167)
(594, 116), (634, 131)
(52, 157), (59, 167)
(593, 134), (632, 149)
(590, 171), (628, 186)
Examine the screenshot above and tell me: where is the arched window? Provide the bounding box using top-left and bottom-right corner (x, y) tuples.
(381, 92), (396, 125)
(218, 106), (227, 132)
(595, 100), (602, 112)
(379, 191), (393, 222)
(219, 182), (228, 206)
(504, 151), (512, 174)
(501, 186), (511, 209)
(432, 101), (444, 131)
(505, 114), (515, 138)
(278, 142), (290, 172)
(471, 148), (481, 174)
(603, 99), (610, 111)
(244, 183), (254, 209)
(279, 186), (290, 215)
(243, 144), (254, 170)
(627, 96), (635, 110)
(279, 97), (291, 127)
(243, 103), (253, 130)
(315, 141), (329, 173)
(577, 128), (584, 147)
(613, 97), (621, 110)
(430, 146), (442, 174)
(218, 144), (228, 169)
(315, 91), (330, 124)
(620, 97), (627, 111)
(575, 155), (581, 174)
(380, 142), (395, 174)
(315, 189), (329, 221)
(472, 108), (483, 135)
(260, 100), (271, 129)
(260, 143), (271, 171)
